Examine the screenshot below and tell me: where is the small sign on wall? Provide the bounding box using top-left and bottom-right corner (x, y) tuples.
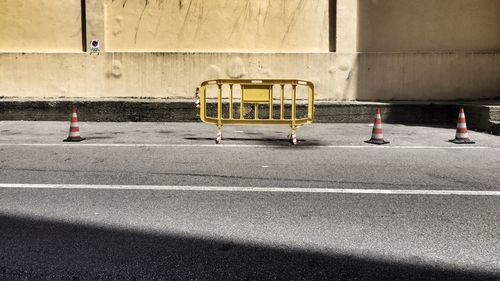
(90, 40), (100, 55)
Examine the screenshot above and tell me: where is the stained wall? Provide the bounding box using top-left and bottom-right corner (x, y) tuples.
(0, 0), (498, 101)
(105, 0), (330, 52)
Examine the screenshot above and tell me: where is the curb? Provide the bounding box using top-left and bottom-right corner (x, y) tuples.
(0, 99), (499, 135)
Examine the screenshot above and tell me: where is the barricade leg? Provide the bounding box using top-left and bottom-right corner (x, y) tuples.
(289, 126), (297, 145)
(216, 125), (223, 144)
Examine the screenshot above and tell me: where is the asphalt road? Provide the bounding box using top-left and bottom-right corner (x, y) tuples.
(0, 121), (499, 280)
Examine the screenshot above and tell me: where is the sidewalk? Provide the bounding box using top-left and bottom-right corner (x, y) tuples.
(0, 122), (498, 148)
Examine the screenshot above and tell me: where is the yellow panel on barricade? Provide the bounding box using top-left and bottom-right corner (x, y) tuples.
(197, 79), (315, 145)
(242, 86), (271, 103)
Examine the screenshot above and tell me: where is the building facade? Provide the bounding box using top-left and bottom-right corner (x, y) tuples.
(0, 0), (499, 100)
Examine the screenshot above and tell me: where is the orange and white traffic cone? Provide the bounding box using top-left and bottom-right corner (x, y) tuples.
(365, 107), (389, 145)
(449, 108), (475, 144)
(63, 105), (86, 142)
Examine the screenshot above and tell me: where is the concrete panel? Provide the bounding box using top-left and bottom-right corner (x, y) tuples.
(1, 52), (498, 101)
(358, 0), (500, 52)
(0, 52), (358, 100)
(357, 52), (500, 100)
(105, 0), (330, 52)
(87, 0), (105, 52)
(336, 0), (358, 53)
(0, 0), (83, 52)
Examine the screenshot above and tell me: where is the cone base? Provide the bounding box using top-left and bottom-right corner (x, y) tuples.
(449, 138), (475, 144)
(365, 139), (390, 145)
(63, 137), (86, 142)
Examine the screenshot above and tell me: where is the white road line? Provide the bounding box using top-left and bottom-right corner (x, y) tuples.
(0, 143), (494, 149)
(1, 183), (499, 196)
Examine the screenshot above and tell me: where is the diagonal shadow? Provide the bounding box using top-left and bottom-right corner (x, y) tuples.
(0, 214), (498, 280)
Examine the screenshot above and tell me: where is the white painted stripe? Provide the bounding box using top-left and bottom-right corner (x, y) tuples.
(0, 143), (493, 149)
(0, 183), (499, 196)
(456, 133), (469, 138)
(457, 123), (467, 129)
(458, 113), (465, 118)
(373, 124), (382, 129)
(69, 132), (80, 137)
(371, 134), (383, 139)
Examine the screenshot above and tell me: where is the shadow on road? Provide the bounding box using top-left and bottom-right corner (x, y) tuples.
(1, 214), (498, 280)
(184, 137), (328, 147)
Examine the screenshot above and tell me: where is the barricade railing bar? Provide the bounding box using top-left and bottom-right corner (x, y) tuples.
(197, 79), (315, 144)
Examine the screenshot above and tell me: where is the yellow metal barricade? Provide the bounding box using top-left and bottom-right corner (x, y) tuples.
(197, 79), (314, 144)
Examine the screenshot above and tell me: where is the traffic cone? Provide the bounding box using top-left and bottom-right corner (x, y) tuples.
(365, 107), (389, 145)
(449, 108), (475, 144)
(63, 105), (86, 142)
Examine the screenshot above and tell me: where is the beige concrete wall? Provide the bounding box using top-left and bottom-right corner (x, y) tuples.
(0, 53), (345, 100)
(105, 0), (330, 52)
(358, 0), (500, 52)
(336, 0), (358, 53)
(1, 52), (498, 101)
(0, 0), (499, 101)
(0, 0), (83, 52)
(357, 52), (500, 100)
